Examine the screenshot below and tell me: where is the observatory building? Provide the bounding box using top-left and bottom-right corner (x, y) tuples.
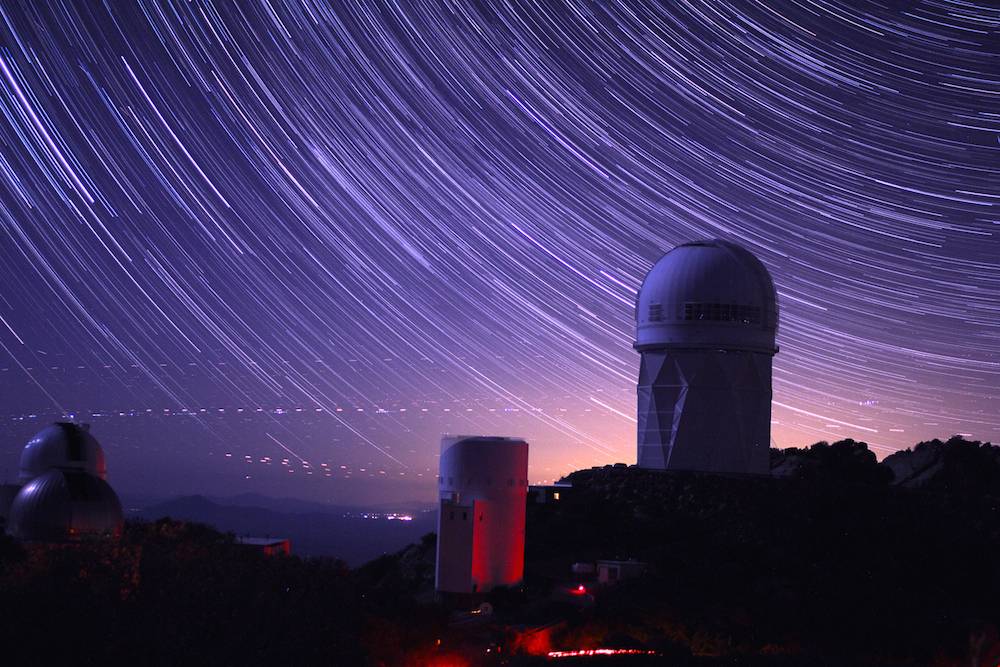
(634, 239), (778, 475)
(436, 435), (529, 595)
(1, 423), (123, 542)
(18, 422), (108, 482)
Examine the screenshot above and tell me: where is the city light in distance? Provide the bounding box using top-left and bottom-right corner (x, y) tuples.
(548, 648), (660, 658)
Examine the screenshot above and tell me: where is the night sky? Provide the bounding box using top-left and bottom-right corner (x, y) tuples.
(0, 2), (996, 504)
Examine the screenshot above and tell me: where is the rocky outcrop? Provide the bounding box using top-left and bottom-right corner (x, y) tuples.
(768, 439), (892, 486)
(769, 437), (1000, 494)
(881, 436), (1000, 493)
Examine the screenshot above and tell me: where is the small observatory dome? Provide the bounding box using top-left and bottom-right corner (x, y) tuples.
(18, 422), (107, 483)
(634, 239), (778, 353)
(7, 469), (123, 542)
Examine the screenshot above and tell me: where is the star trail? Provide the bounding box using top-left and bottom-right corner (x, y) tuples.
(0, 1), (996, 501)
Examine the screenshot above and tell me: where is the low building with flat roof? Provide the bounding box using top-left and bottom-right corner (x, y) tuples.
(236, 536), (291, 556)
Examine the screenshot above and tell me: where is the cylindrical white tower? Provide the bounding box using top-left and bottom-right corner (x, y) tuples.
(634, 240), (778, 474)
(435, 435), (529, 595)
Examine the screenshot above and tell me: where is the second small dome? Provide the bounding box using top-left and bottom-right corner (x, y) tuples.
(18, 422), (107, 482)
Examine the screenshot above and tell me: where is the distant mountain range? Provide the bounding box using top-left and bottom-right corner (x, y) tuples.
(128, 436), (997, 567)
(131, 493), (436, 565)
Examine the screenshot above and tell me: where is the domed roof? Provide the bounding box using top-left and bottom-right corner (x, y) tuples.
(635, 239), (778, 352)
(7, 469), (123, 542)
(18, 422), (107, 483)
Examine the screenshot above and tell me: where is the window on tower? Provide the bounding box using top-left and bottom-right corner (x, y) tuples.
(682, 302), (762, 325)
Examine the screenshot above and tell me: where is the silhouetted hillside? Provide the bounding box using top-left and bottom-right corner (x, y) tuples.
(769, 438), (893, 485)
(772, 435), (1000, 494)
(5, 437), (1000, 666)
(523, 438), (1000, 664)
(882, 435), (1000, 493)
(352, 437), (1000, 664)
(0, 519), (444, 666)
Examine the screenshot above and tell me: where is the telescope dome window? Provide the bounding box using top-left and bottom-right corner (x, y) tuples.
(741, 305), (763, 325)
(684, 302), (762, 325)
(649, 303), (663, 322)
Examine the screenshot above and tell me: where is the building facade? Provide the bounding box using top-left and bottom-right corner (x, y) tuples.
(435, 436), (529, 595)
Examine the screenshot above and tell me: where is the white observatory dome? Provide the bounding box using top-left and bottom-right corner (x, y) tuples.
(7, 469), (123, 542)
(634, 239), (778, 353)
(18, 422), (107, 483)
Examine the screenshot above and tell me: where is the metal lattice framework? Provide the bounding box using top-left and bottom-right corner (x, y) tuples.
(637, 349), (773, 474)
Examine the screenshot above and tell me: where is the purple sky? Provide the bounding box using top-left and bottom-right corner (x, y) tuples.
(0, 2), (996, 504)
